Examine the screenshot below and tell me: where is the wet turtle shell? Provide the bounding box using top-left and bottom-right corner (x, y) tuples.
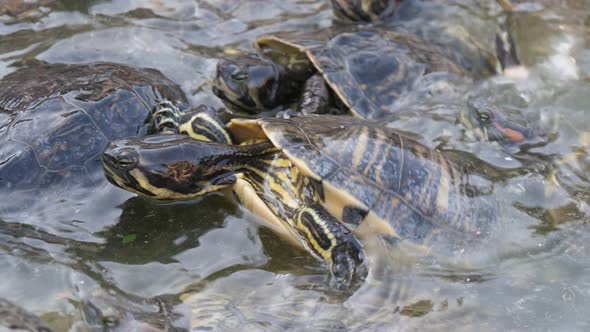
(0, 60), (187, 192)
(228, 115), (496, 251)
(254, 27), (498, 120)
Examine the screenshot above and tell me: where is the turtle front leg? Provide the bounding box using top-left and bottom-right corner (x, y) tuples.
(151, 100), (183, 134)
(177, 105), (234, 145)
(294, 74), (350, 116)
(293, 204), (367, 288)
(330, 0), (402, 22)
(297, 74), (331, 115)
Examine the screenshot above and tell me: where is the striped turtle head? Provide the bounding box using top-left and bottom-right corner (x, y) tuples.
(330, 0), (403, 22)
(101, 135), (239, 200)
(464, 95), (537, 148)
(213, 54), (294, 113)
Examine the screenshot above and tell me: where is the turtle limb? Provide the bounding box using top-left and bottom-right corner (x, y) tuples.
(152, 102), (235, 145)
(151, 100), (183, 134)
(177, 105), (234, 145)
(330, 0), (402, 22)
(496, 30), (520, 70)
(293, 204), (367, 288)
(298, 74), (332, 115)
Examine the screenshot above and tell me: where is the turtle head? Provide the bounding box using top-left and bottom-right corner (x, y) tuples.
(213, 54), (292, 113)
(101, 135), (238, 200)
(330, 0), (403, 22)
(463, 96), (538, 148)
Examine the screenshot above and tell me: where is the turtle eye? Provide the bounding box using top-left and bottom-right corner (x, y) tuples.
(115, 149), (138, 170)
(476, 109), (493, 124)
(229, 66), (248, 81)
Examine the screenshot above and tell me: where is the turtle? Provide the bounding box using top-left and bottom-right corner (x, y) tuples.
(462, 93), (590, 225)
(212, 1), (517, 120)
(0, 297), (53, 332)
(462, 94), (541, 149)
(0, 60), (187, 192)
(101, 107), (496, 288)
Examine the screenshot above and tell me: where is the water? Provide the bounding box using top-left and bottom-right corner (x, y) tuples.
(0, 0), (589, 331)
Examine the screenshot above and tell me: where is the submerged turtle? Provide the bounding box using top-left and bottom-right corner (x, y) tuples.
(102, 107), (496, 287)
(463, 94), (541, 149)
(0, 297), (53, 332)
(212, 0), (517, 120)
(0, 60), (187, 192)
(463, 94), (590, 219)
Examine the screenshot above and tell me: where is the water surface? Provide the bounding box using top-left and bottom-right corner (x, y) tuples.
(0, 0), (589, 331)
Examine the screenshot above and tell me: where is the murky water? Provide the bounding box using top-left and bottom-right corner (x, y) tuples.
(0, 0), (589, 331)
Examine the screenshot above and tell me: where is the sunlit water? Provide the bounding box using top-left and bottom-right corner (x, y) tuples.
(0, 0), (589, 331)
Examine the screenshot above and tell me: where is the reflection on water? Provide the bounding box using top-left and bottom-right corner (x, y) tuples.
(0, 0), (589, 331)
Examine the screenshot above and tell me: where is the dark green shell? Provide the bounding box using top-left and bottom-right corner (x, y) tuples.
(255, 27), (496, 120)
(0, 61), (187, 191)
(256, 115), (496, 250)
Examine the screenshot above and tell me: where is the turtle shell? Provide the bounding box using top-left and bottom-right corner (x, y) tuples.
(0, 61), (187, 192)
(255, 27), (497, 120)
(228, 115), (496, 251)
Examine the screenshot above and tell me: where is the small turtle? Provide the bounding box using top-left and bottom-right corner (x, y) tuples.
(0, 297), (53, 332)
(102, 108), (496, 288)
(0, 60), (187, 192)
(463, 94), (541, 149)
(212, 1), (518, 120)
(463, 93), (590, 210)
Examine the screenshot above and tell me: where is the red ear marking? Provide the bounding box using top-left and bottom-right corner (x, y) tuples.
(494, 122), (525, 142)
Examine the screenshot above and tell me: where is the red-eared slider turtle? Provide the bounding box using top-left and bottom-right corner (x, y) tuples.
(463, 94), (541, 149)
(211, 0), (521, 120)
(0, 297), (53, 332)
(102, 109), (496, 288)
(0, 61), (187, 192)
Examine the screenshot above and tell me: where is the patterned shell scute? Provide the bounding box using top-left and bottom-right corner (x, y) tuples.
(308, 30), (427, 120)
(8, 98), (104, 172)
(0, 61), (187, 192)
(259, 119), (341, 180)
(261, 115), (496, 246)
